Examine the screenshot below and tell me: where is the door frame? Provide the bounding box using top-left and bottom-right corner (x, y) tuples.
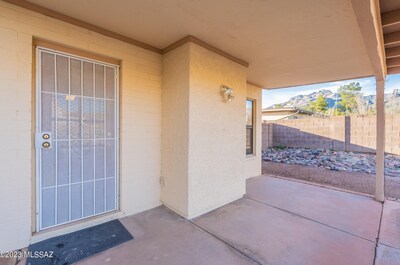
(35, 44), (120, 232)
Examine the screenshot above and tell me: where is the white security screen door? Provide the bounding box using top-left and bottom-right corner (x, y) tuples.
(36, 47), (119, 230)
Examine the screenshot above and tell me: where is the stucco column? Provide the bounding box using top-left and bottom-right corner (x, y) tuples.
(375, 79), (385, 202)
(161, 42), (248, 218)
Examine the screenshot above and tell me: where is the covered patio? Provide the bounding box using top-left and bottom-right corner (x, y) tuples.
(39, 176), (399, 265)
(0, 0), (399, 263)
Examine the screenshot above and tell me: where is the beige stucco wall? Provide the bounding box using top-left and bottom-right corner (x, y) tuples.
(161, 43), (250, 219)
(0, 2), (162, 251)
(245, 84), (262, 179)
(187, 43), (248, 218)
(262, 112), (309, 121)
(161, 43), (190, 217)
(262, 113), (295, 122)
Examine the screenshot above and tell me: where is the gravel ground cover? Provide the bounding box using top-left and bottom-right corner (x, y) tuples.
(263, 147), (400, 178)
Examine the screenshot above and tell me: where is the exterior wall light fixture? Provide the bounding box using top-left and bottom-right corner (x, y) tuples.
(220, 85), (235, 102)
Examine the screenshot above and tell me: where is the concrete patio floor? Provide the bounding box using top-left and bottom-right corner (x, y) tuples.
(72, 176), (399, 264)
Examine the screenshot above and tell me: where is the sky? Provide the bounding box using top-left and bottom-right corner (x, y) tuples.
(262, 74), (400, 108)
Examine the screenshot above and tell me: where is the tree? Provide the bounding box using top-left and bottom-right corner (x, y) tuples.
(337, 82), (362, 114)
(355, 94), (375, 115)
(306, 95), (328, 113)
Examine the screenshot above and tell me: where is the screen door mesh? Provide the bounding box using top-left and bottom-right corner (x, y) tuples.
(37, 48), (118, 230)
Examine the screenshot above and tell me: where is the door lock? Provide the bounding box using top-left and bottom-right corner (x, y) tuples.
(36, 132), (52, 149)
(42, 142), (51, 148)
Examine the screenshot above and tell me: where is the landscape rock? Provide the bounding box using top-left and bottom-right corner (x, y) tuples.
(262, 147), (400, 178)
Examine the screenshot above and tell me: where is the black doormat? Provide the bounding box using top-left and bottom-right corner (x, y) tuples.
(27, 220), (133, 265)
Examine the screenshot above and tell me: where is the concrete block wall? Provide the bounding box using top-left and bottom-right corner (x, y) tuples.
(262, 122), (273, 150)
(262, 115), (400, 155)
(384, 115), (400, 155)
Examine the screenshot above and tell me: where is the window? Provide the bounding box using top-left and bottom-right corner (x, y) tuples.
(246, 99), (255, 155)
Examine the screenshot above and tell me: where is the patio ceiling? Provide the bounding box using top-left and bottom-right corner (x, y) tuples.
(13, 0), (384, 88)
(380, 0), (400, 74)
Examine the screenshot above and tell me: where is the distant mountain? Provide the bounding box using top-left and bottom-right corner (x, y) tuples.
(274, 89), (339, 109)
(269, 89), (400, 112)
(386, 96), (400, 114)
